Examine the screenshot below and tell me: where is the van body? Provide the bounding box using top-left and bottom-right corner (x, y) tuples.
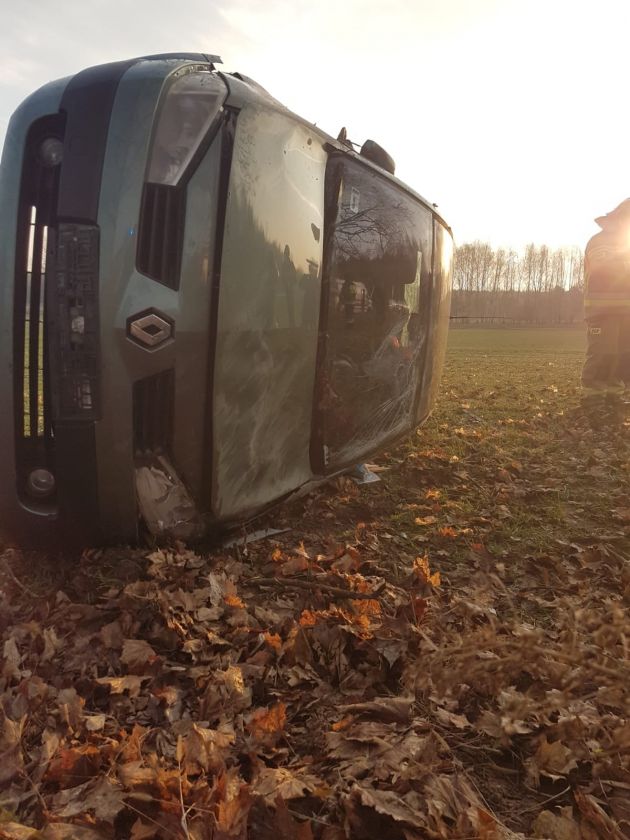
(0, 53), (453, 545)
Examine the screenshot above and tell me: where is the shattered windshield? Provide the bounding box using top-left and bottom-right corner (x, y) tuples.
(320, 158), (433, 467)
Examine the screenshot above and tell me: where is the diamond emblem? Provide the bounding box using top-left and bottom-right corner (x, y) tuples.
(127, 309), (174, 349)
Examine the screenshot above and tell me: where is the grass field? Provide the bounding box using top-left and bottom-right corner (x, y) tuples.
(410, 326), (626, 559)
(2, 326), (629, 839)
(277, 325), (630, 834)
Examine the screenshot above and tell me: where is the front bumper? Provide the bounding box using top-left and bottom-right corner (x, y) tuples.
(0, 59), (187, 546)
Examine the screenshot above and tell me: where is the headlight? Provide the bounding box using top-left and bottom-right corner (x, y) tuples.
(39, 137), (64, 167)
(146, 70), (227, 186)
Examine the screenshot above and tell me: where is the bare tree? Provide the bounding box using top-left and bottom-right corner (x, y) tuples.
(451, 241), (585, 325)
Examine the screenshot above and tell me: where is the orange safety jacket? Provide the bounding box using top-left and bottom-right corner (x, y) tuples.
(584, 229), (630, 317)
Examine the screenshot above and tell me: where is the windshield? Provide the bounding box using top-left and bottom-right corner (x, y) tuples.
(318, 157), (434, 468)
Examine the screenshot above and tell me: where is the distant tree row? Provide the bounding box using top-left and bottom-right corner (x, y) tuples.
(452, 242), (585, 325)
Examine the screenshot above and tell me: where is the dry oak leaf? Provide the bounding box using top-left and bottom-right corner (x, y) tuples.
(45, 744), (102, 788)
(332, 551), (362, 573)
(414, 555), (441, 587)
(331, 716), (354, 732)
(96, 675), (147, 697)
(2, 637), (22, 679)
(350, 597), (382, 621)
(251, 767), (321, 806)
(128, 820), (157, 840)
(278, 555), (310, 576)
(213, 769), (253, 838)
(340, 696), (414, 725)
(99, 620), (124, 650)
(262, 631), (282, 651)
(117, 760), (159, 788)
(437, 526), (458, 539)
(345, 784), (428, 832)
(0, 823), (39, 840)
(56, 687), (85, 731)
(424, 773), (485, 826)
(84, 714), (107, 732)
(526, 737), (577, 786)
(273, 796), (315, 840)
(224, 593), (246, 609)
(222, 664), (249, 700)
(120, 638), (158, 673)
(298, 610), (321, 627)
(247, 703), (287, 739)
(574, 789), (624, 840)
(607, 790), (630, 830)
(181, 723), (235, 774)
(532, 807), (585, 840)
(434, 707), (471, 730)
(0, 714), (26, 786)
(32, 728), (61, 785)
(326, 721), (405, 762)
(51, 776), (126, 822)
(118, 724), (146, 764)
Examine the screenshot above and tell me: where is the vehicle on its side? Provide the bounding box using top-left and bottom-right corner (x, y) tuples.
(0, 53), (453, 545)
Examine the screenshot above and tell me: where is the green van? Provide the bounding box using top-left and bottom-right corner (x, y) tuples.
(0, 53), (453, 545)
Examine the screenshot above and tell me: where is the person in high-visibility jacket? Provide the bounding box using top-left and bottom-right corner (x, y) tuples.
(582, 198), (630, 406)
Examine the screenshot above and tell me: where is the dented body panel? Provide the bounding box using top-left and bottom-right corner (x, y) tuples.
(0, 54), (453, 546)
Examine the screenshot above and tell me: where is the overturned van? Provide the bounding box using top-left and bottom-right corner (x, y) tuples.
(0, 53), (453, 545)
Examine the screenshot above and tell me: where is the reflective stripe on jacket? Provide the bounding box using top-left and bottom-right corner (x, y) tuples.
(584, 231), (630, 317)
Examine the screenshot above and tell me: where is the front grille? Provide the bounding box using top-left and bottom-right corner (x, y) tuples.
(133, 370), (175, 456)
(13, 115), (65, 502)
(48, 224), (101, 420)
(136, 183), (186, 290)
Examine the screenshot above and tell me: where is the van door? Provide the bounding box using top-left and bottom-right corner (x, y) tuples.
(210, 105), (326, 520)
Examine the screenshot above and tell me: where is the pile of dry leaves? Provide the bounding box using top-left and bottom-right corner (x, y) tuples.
(1, 508), (629, 839)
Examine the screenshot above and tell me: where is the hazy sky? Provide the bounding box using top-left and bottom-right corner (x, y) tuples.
(1, 0), (628, 250)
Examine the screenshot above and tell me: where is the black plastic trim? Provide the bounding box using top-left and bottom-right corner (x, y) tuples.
(201, 109), (237, 510)
(133, 370), (175, 456)
(137, 184), (186, 289)
(12, 115), (65, 508)
(136, 81), (228, 290)
(47, 224), (101, 420)
(57, 59), (137, 223)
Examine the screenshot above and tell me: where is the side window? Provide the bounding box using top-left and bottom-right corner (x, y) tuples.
(318, 158), (433, 469)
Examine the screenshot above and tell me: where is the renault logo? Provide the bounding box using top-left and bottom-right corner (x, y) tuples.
(127, 309), (174, 350)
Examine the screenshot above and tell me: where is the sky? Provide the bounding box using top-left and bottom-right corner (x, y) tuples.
(1, 0), (629, 251)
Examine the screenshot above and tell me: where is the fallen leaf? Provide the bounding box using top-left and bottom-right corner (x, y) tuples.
(251, 766), (320, 806)
(96, 675), (147, 697)
(532, 807), (584, 839)
(120, 638), (158, 673)
(247, 703), (287, 740)
(526, 737), (577, 786)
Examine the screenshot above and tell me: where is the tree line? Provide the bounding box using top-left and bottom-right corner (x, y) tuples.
(452, 242), (585, 325)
